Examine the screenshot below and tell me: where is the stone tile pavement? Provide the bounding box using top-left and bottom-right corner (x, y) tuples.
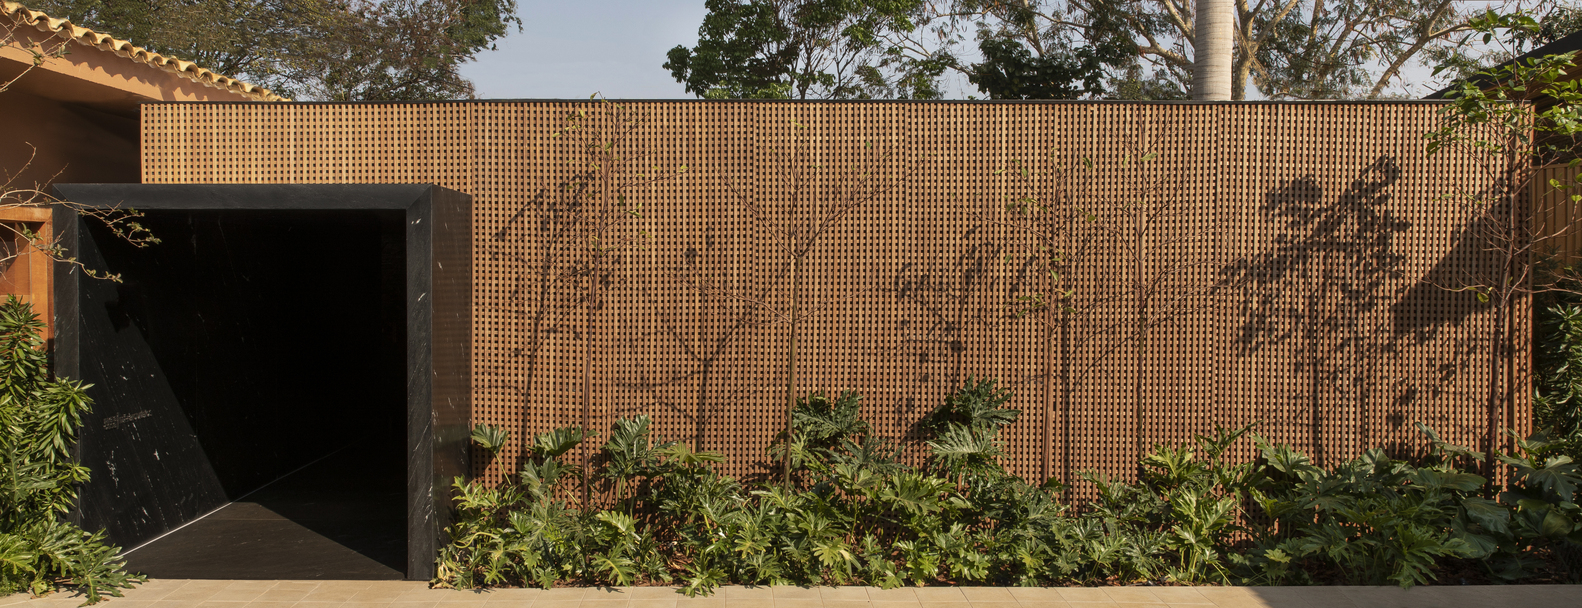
(2, 580), (1577, 608)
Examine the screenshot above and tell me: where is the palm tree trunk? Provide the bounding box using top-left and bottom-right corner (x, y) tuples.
(1193, 0), (1234, 100)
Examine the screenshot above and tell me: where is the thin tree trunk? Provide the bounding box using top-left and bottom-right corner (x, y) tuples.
(1042, 304), (1054, 483)
(1133, 210), (1147, 472)
(583, 162), (611, 509)
(1060, 311), (1072, 500)
(583, 257), (597, 508)
(784, 255), (802, 488)
(1487, 293), (1504, 486)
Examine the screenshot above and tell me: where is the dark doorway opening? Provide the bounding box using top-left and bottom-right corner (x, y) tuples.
(81, 210), (407, 578)
(55, 184), (473, 582)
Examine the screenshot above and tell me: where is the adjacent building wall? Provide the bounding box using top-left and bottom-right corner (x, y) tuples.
(2, 0), (275, 334)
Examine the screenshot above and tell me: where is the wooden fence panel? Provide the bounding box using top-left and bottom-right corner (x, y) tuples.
(140, 101), (1527, 497)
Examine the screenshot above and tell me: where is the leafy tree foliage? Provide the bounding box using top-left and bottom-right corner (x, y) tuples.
(1535, 304), (1582, 464)
(25, 0), (520, 100)
(0, 297), (140, 602)
(664, 0), (942, 99)
(674, 0), (1521, 100)
(965, 31), (1132, 99)
(958, 0), (1480, 100)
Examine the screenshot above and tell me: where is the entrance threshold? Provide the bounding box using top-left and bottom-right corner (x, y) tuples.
(121, 443), (405, 580)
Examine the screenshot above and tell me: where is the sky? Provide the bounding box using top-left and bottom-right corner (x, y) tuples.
(457, 0), (710, 100)
(457, 0), (1503, 102)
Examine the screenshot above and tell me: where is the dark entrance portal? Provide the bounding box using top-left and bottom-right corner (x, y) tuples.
(84, 210), (405, 578)
(53, 185), (472, 581)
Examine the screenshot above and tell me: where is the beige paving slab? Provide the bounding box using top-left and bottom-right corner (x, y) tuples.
(956, 588), (1013, 603)
(349, 587), (417, 602)
(9, 600), (86, 608)
(916, 601), (970, 608)
(120, 581), (193, 602)
(822, 601), (871, 608)
(434, 600), (492, 608)
(528, 600), (583, 608)
(191, 600), (251, 608)
(962, 602), (1019, 608)
(1052, 588), (1113, 604)
(1101, 588), (1164, 605)
(773, 588), (822, 601)
(220, 583), (277, 593)
(240, 601), (299, 608)
(498, 588), (549, 600)
(388, 601), (441, 608)
(300, 583), (377, 604)
(1013, 601), (1073, 608)
(536, 589), (589, 601)
(775, 599), (825, 608)
(869, 601), (923, 608)
(1137, 589), (1209, 606)
(158, 582), (234, 603)
(1004, 589), (1062, 602)
(819, 588), (871, 602)
(863, 588), (918, 601)
(721, 587), (773, 601)
(579, 598), (632, 608)
(628, 588), (683, 600)
(202, 587), (268, 604)
(1187, 593), (1267, 608)
(395, 585), (468, 601)
(1249, 587), (1351, 608)
(674, 598), (723, 608)
(1513, 585), (1582, 604)
(249, 588), (313, 604)
(630, 599), (679, 608)
(911, 589), (966, 602)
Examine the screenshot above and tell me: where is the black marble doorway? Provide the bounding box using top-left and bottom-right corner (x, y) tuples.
(53, 185), (472, 581)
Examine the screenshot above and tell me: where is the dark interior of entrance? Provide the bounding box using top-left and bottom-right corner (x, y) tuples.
(73, 209), (407, 579)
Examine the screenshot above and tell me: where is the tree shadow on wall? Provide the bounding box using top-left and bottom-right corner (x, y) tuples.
(606, 223), (785, 459)
(890, 226), (1023, 441)
(1216, 156), (1478, 461)
(485, 173), (611, 475)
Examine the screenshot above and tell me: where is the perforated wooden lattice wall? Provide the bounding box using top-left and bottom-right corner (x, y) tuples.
(142, 101), (1526, 496)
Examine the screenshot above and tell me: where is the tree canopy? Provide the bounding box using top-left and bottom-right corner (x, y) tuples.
(26, 0), (520, 100)
(664, 0), (944, 100)
(669, 0), (1582, 101)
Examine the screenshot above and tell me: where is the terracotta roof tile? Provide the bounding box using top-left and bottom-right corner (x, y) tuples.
(2, 0), (286, 101)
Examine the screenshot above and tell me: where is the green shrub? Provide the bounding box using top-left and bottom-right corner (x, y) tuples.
(436, 380), (1582, 592)
(0, 296), (141, 603)
(1536, 304), (1582, 463)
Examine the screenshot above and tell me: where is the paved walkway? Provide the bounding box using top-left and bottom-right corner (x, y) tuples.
(2, 580), (1577, 608)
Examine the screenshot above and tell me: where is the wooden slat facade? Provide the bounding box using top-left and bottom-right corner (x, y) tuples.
(140, 101), (1524, 499)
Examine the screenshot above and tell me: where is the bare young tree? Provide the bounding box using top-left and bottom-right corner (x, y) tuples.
(1427, 11), (1582, 482)
(682, 119), (901, 486)
(532, 96), (686, 505)
(994, 144), (1216, 487)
